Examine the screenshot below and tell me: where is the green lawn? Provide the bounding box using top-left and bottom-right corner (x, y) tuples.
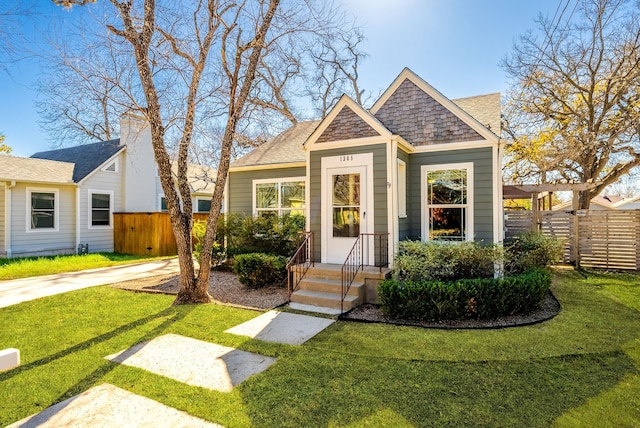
(0, 268), (639, 427)
(0, 253), (168, 280)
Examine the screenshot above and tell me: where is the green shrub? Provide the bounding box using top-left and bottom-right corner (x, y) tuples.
(233, 252), (288, 288)
(193, 219), (227, 267)
(505, 231), (564, 275)
(394, 240), (502, 283)
(378, 268), (552, 321)
(222, 213), (305, 257)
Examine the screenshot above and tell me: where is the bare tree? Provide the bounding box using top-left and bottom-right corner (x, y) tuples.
(51, 0), (364, 304)
(502, 0), (640, 208)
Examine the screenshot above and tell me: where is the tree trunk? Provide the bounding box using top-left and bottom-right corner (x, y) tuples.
(578, 189), (592, 210)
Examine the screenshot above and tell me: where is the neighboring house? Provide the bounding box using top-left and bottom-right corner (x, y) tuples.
(554, 194), (640, 211)
(227, 68), (503, 267)
(0, 113), (215, 258)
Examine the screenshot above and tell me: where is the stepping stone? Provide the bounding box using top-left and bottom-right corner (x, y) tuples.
(7, 383), (221, 428)
(225, 310), (335, 345)
(106, 334), (275, 392)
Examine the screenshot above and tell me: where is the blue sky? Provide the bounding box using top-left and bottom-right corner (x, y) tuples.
(0, 0), (561, 157)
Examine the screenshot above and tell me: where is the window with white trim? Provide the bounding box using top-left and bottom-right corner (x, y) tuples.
(160, 196), (167, 212)
(29, 189), (58, 230)
(254, 178), (306, 218)
(89, 190), (113, 228)
(422, 163), (473, 241)
(397, 159), (407, 218)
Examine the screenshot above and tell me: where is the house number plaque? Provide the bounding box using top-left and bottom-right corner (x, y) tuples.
(339, 155), (354, 162)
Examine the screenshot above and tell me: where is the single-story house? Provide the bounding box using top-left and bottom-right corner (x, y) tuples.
(226, 68), (503, 268)
(0, 112), (216, 258)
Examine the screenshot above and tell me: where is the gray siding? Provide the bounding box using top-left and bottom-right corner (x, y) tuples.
(397, 149), (410, 240)
(309, 144), (388, 261)
(228, 167), (306, 215)
(79, 156), (124, 253)
(408, 147), (495, 243)
(9, 183), (76, 256)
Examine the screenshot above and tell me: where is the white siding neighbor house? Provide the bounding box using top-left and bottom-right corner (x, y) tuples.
(0, 113), (216, 258)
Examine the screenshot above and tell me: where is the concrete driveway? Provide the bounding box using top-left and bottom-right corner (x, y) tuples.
(0, 258), (180, 308)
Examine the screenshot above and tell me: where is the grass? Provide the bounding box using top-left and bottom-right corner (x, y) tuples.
(0, 267), (639, 427)
(0, 253), (168, 280)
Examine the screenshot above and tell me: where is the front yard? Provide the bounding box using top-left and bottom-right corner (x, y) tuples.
(0, 268), (639, 427)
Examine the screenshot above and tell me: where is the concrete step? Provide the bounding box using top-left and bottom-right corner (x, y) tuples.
(290, 290), (361, 311)
(302, 263), (389, 282)
(298, 277), (364, 297)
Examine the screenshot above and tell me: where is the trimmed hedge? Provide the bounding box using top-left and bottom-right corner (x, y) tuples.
(379, 268), (552, 321)
(233, 252), (288, 289)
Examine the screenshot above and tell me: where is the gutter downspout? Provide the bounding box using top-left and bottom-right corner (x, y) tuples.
(75, 186), (81, 253)
(5, 181), (16, 258)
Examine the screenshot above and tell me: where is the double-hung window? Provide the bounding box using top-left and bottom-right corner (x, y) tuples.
(422, 163), (473, 241)
(29, 189), (58, 231)
(89, 190), (113, 228)
(254, 178), (306, 218)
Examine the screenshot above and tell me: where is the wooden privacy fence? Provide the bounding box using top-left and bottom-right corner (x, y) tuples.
(114, 212), (209, 256)
(505, 209), (640, 271)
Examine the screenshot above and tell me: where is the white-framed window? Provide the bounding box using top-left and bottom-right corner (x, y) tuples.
(253, 177), (306, 218)
(101, 159), (119, 173)
(397, 159), (407, 218)
(196, 197), (211, 213)
(27, 188), (59, 232)
(88, 190), (113, 228)
(421, 162), (473, 241)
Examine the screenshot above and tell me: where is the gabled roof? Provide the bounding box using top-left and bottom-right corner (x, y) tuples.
(31, 139), (124, 182)
(230, 120), (320, 168)
(371, 68), (500, 144)
(305, 95), (392, 149)
(0, 155), (75, 184)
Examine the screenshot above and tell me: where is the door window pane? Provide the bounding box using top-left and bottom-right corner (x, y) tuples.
(332, 173), (360, 237)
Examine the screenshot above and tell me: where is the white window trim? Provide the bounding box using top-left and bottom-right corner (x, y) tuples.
(421, 162), (474, 242)
(88, 189), (114, 229)
(26, 187), (59, 233)
(397, 159), (407, 218)
(101, 159), (119, 173)
(252, 177), (307, 217)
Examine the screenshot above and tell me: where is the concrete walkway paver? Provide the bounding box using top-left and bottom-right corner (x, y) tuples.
(106, 333), (276, 392)
(225, 310), (335, 345)
(0, 258), (180, 308)
(7, 383), (222, 428)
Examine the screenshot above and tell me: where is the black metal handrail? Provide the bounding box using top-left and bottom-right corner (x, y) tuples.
(340, 233), (389, 313)
(286, 232), (314, 299)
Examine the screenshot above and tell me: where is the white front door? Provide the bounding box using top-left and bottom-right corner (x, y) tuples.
(321, 154), (374, 264)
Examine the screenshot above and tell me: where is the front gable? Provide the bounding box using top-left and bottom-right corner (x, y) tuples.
(371, 68), (498, 146)
(306, 95), (392, 149)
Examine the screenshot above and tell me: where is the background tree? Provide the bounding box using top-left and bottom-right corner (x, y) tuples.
(502, 0), (640, 208)
(40, 2), (367, 149)
(0, 134), (12, 154)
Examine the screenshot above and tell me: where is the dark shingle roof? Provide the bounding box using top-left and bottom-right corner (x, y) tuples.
(231, 121), (320, 168)
(31, 139), (124, 182)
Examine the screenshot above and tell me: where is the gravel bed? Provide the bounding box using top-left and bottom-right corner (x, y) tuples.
(109, 270), (288, 310)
